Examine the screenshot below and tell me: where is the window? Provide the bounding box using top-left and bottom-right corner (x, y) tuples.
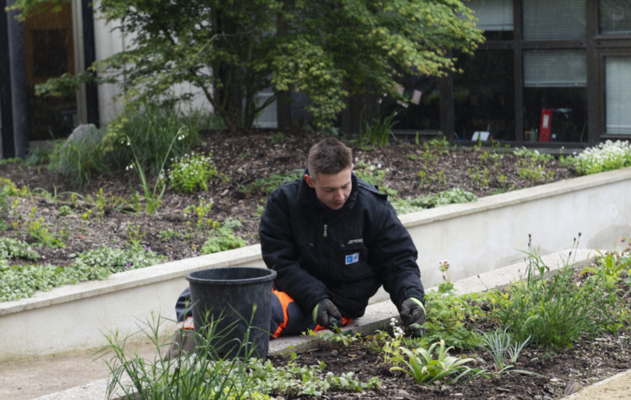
(523, 50), (588, 142)
(605, 56), (631, 135)
(523, 0), (586, 40)
(251, 88), (277, 129)
(600, 0), (631, 34)
(379, 75), (440, 131)
(454, 50), (515, 141)
(467, 0), (514, 40)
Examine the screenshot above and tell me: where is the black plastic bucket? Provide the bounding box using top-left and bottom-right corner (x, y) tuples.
(185, 267), (276, 359)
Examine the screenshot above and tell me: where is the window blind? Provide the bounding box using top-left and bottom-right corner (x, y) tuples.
(606, 57), (631, 134)
(523, 50), (587, 87)
(523, 0), (586, 40)
(467, 0), (513, 31)
(600, 0), (631, 34)
(252, 90), (278, 129)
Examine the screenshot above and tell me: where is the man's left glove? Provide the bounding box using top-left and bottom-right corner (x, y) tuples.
(400, 298), (426, 338)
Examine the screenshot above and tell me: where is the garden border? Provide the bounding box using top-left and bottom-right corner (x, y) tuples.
(1, 167), (630, 362)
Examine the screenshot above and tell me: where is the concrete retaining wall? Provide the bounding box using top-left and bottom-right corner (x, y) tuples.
(1, 167), (630, 361)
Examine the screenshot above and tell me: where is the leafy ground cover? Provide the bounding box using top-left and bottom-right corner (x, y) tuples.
(99, 237), (631, 400)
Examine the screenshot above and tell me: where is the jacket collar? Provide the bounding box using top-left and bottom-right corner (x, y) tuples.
(297, 167), (359, 212)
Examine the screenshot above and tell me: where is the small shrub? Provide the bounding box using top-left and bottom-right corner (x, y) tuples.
(269, 132), (284, 144)
(201, 227), (247, 254)
(0, 157), (23, 165)
(167, 152), (218, 193)
(49, 135), (108, 188)
(0, 178), (30, 197)
(239, 169), (303, 197)
(108, 105), (200, 175)
(574, 140), (631, 175)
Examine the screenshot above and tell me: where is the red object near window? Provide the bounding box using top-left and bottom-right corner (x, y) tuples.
(540, 108), (552, 142)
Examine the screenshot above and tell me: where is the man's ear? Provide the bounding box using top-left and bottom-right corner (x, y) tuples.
(304, 174), (315, 188)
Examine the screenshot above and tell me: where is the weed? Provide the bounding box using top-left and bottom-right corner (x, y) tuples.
(270, 132), (284, 144)
(255, 205), (265, 218)
(0, 178), (30, 197)
(158, 229), (181, 241)
(201, 225), (247, 254)
(125, 223), (146, 246)
(58, 205), (74, 216)
(407, 154), (418, 161)
(0, 186), (8, 231)
(183, 197), (215, 230)
(167, 152), (219, 193)
(417, 170), (427, 188)
(24, 145), (54, 166)
(24, 207), (65, 248)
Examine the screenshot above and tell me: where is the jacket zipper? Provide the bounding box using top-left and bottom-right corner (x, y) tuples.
(323, 224), (327, 237)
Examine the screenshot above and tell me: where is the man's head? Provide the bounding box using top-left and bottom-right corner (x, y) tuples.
(304, 138), (354, 210)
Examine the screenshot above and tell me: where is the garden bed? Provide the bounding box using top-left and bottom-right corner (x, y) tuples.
(0, 130), (578, 271)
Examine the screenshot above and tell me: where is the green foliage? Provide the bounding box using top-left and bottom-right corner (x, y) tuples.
(0, 237), (40, 260)
(574, 140), (631, 175)
(353, 160), (397, 195)
(24, 145), (55, 166)
(390, 339), (487, 384)
(488, 235), (630, 349)
(580, 239), (631, 290)
(183, 198), (215, 230)
(391, 188), (477, 215)
(248, 355), (381, 397)
(158, 229), (181, 241)
(0, 244), (164, 302)
(48, 135), (108, 188)
(1, 178), (31, 197)
(17, 0), (483, 132)
(269, 132), (284, 144)
(0, 157), (23, 165)
(201, 227), (247, 254)
(513, 147), (554, 183)
(167, 153), (218, 193)
(416, 261), (484, 349)
(239, 169), (303, 197)
(360, 112), (397, 147)
(478, 329), (535, 376)
(0, 186), (8, 230)
(109, 106), (200, 176)
(23, 207), (66, 248)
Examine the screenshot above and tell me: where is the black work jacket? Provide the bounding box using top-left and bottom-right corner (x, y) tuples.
(259, 169), (425, 318)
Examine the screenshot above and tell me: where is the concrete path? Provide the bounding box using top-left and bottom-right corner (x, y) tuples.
(0, 249), (603, 400)
(565, 369), (631, 400)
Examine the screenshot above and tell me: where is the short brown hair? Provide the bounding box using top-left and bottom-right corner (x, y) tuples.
(308, 138), (353, 179)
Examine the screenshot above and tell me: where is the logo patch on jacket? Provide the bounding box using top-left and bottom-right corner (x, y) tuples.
(348, 238), (363, 244)
(345, 253), (360, 265)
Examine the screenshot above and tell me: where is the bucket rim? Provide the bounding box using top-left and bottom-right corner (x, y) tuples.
(185, 267), (277, 286)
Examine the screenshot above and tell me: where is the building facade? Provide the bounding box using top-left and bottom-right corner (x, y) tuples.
(1, 0), (630, 158)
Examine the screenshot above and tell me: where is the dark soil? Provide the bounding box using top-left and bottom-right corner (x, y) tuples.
(0, 129), (578, 267)
(268, 278), (631, 400)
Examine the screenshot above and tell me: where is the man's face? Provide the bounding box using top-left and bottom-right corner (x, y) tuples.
(304, 166), (353, 210)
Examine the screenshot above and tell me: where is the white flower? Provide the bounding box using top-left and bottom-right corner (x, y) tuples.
(377, 163), (382, 169)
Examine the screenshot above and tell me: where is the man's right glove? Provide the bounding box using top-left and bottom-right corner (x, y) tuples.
(312, 298), (344, 330)
(400, 298), (426, 338)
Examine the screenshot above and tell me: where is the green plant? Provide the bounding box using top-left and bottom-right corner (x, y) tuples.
(48, 134), (108, 188)
(269, 132), (284, 144)
(183, 198), (215, 230)
(70, 243), (166, 276)
(390, 339), (487, 384)
(99, 314), (265, 400)
(254, 205), (265, 218)
(58, 205), (74, 216)
(24, 144), (55, 166)
(580, 240), (631, 289)
(158, 229), (181, 241)
(478, 328), (535, 376)
(167, 152), (219, 193)
(0, 178), (30, 197)
(0, 186), (8, 231)
(128, 128), (188, 215)
(361, 112), (397, 147)
(391, 188), (477, 215)
(574, 140), (631, 175)
(23, 207), (65, 248)
(0, 157), (23, 165)
(488, 234), (630, 349)
(414, 260), (484, 349)
(417, 170), (427, 187)
(125, 223), (146, 246)
(518, 166), (545, 183)
(108, 105), (200, 176)
(239, 169), (303, 197)
(0, 237), (40, 260)
(201, 226), (247, 254)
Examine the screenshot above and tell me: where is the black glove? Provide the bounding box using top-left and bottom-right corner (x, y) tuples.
(313, 298), (344, 330)
(400, 298), (426, 338)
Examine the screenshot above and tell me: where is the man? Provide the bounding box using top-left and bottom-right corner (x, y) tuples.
(173, 137), (425, 346)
